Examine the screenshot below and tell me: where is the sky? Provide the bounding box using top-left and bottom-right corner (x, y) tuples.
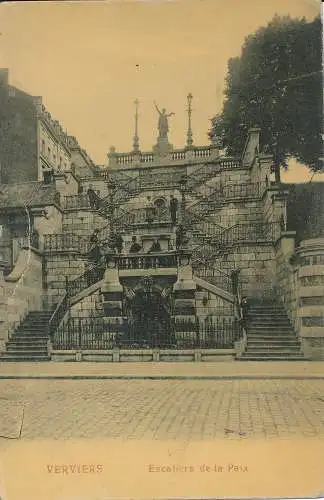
(0, 0), (321, 182)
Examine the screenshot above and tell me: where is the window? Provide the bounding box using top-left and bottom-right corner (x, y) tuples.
(41, 140), (45, 155)
(48, 147), (51, 158)
(0, 225), (3, 238)
(53, 154), (56, 163)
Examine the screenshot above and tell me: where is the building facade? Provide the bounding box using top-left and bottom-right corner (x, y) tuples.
(0, 69), (94, 184)
(0, 87), (323, 362)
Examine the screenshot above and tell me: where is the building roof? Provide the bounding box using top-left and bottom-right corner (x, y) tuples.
(0, 182), (60, 210)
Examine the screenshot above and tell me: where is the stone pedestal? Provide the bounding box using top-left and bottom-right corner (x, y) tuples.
(173, 251), (197, 347)
(101, 263), (124, 345)
(153, 137), (173, 157)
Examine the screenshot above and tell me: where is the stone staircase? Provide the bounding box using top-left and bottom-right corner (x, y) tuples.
(238, 301), (305, 361)
(0, 311), (52, 362)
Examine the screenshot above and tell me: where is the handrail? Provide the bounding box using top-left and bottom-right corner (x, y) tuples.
(66, 264), (105, 298)
(48, 292), (69, 339)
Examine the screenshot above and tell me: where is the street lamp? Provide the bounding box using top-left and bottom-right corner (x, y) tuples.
(179, 174), (187, 225)
(106, 178), (116, 232)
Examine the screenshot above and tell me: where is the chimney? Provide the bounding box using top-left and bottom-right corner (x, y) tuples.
(0, 69), (9, 87)
(32, 96), (43, 114)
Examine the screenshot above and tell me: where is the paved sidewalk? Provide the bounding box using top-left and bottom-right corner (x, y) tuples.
(0, 360), (323, 378)
(1, 378), (324, 439)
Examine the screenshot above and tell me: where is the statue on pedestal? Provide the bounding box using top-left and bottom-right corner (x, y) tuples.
(154, 101), (175, 139)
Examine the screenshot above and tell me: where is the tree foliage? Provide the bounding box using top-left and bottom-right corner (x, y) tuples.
(209, 15), (323, 177)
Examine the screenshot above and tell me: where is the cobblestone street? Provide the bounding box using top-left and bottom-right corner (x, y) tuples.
(1, 378), (324, 440)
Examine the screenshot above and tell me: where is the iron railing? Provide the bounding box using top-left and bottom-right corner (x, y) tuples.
(66, 265), (105, 297)
(63, 194), (91, 210)
(220, 221), (281, 245)
(98, 207), (171, 240)
(193, 266), (233, 293)
(43, 234), (89, 254)
(52, 316), (240, 350)
(48, 292), (69, 339)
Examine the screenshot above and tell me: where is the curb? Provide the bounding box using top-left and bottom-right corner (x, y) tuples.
(0, 375), (324, 380)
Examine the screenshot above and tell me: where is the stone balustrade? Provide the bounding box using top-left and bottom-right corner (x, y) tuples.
(107, 145), (241, 169)
(43, 233), (89, 254)
(117, 252), (178, 270)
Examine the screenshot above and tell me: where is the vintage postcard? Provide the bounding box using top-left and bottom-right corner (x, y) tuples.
(0, 0), (323, 499)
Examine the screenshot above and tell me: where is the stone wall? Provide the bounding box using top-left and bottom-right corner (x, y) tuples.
(70, 289), (103, 318)
(274, 233), (299, 327)
(216, 200), (263, 228)
(195, 289), (234, 322)
(218, 243), (276, 298)
(34, 205), (63, 238)
(44, 253), (87, 307)
(62, 209), (106, 237)
(0, 247), (43, 351)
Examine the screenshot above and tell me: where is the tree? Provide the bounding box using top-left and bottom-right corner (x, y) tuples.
(209, 15), (322, 181)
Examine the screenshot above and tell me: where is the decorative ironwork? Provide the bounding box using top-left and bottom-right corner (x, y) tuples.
(52, 315), (240, 350)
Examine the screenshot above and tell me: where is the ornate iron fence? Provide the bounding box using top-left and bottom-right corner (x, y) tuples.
(52, 316), (241, 350)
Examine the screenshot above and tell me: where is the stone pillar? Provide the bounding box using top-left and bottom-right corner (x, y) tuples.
(242, 126), (261, 167)
(296, 238), (324, 359)
(263, 185), (289, 229)
(53, 171), (78, 198)
(271, 188), (289, 230)
(101, 252), (124, 348)
(107, 146), (117, 168)
(173, 250), (197, 347)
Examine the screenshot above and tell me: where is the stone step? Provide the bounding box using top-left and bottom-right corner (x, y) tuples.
(249, 308), (287, 314)
(248, 313), (289, 319)
(15, 327), (48, 332)
(247, 339), (300, 346)
(246, 346), (301, 353)
(248, 322), (292, 328)
(26, 312), (52, 316)
(7, 341), (48, 347)
(247, 336), (296, 342)
(6, 348), (48, 355)
(0, 355), (50, 362)
(237, 355), (305, 361)
(10, 336), (49, 342)
(7, 343), (48, 351)
(247, 324), (294, 334)
(242, 349), (302, 356)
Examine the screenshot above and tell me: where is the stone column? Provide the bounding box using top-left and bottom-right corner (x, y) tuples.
(296, 238), (324, 359)
(173, 250), (197, 347)
(100, 251), (124, 348)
